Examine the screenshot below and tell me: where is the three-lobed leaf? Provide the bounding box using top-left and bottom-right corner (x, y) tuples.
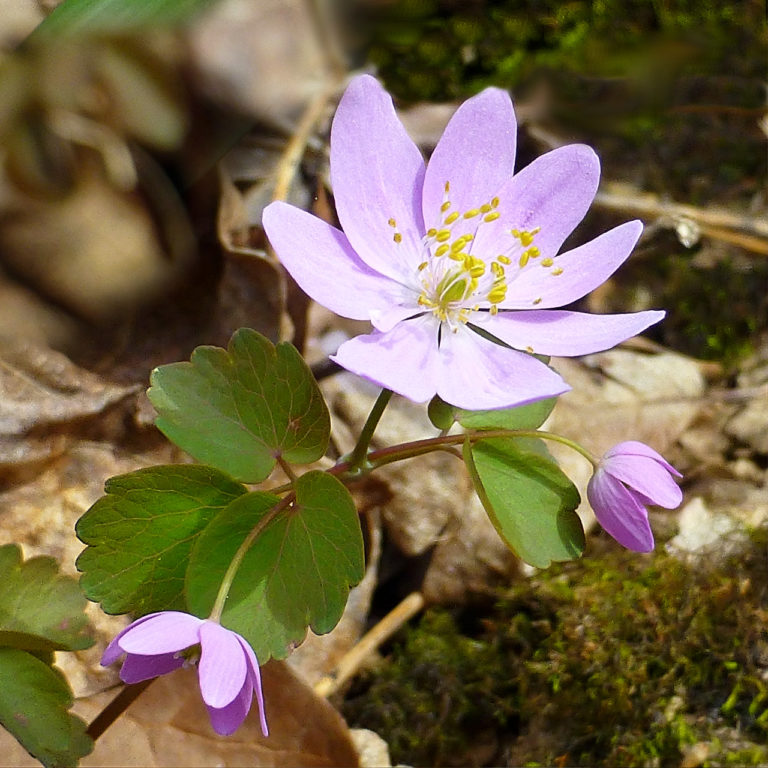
(76, 465), (247, 615)
(0, 544), (93, 654)
(466, 437), (584, 568)
(186, 471), (364, 661)
(0, 648), (92, 768)
(148, 328), (330, 483)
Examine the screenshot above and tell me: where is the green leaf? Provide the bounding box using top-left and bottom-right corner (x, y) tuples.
(29, 0), (220, 42)
(186, 471), (364, 661)
(0, 545), (93, 653)
(466, 437), (584, 568)
(76, 465), (247, 615)
(148, 328), (331, 483)
(457, 397), (557, 431)
(0, 648), (92, 768)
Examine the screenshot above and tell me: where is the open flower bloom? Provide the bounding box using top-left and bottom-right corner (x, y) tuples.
(102, 611), (268, 737)
(263, 74), (664, 410)
(587, 441), (683, 552)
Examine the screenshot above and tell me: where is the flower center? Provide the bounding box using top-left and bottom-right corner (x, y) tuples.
(388, 181), (560, 330)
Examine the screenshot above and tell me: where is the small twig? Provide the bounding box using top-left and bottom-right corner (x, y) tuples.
(86, 679), (154, 742)
(271, 80), (343, 204)
(314, 592), (426, 698)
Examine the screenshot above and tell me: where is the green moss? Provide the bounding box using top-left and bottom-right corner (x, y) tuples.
(343, 545), (768, 766)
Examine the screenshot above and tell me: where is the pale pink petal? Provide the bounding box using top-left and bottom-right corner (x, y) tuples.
(369, 303), (423, 332)
(101, 612), (162, 665)
(605, 440), (682, 477)
(436, 327), (570, 410)
(470, 144), (600, 261)
(330, 75), (426, 281)
(482, 309), (665, 356)
(237, 636), (268, 737)
(604, 455), (683, 509)
(588, 471), (654, 552)
(422, 87), (516, 226)
(502, 221), (644, 308)
(263, 201), (406, 320)
(119, 652), (184, 683)
(331, 315), (442, 403)
(118, 611), (203, 655)
(198, 622), (248, 708)
(206, 684), (252, 736)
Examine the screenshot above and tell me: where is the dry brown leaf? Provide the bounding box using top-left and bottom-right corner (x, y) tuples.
(0, 340), (138, 467)
(72, 662), (359, 767)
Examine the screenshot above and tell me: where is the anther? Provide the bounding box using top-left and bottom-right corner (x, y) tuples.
(427, 228), (437, 238)
(440, 201), (451, 213)
(436, 229), (451, 242)
(552, 267), (564, 276)
(463, 209), (481, 219)
(444, 181), (450, 193)
(483, 211), (500, 222)
(444, 211), (460, 225)
(491, 196), (499, 208)
(418, 261), (428, 271)
(435, 244), (450, 257)
(541, 257), (554, 267)
(480, 203), (492, 213)
(519, 252), (530, 268)
(498, 255), (511, 265)
(533, 297), (542, 305)
(388, 218), (396, 227)
(393, 233), (402, 244)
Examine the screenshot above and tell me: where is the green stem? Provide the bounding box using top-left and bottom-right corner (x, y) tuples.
(343, 428), (598, 473)
(208, 493), (294, 622)
(345, 389), (393, 471)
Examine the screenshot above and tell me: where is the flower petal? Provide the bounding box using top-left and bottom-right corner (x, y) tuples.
(436, 327), (570, 410)
(331, 315), (442, 403)
(470, 144), (600, 262)
(331, 75), (426, 281)
(263, 201), (406, 320)
(198, 622), (248, 708)
(502, 220), (644, 309)
(604, 455), (683, 509)
(101, 612), (162, 666)
(206, 683), (252, 736)
(605, 440), (682, 477)
(422, 87), (516, 226)
(237, 636), (268, 737)
(117, 611), (203, 655)
(588, 471), (654, 552)
(482, 309), (665, 356)
(119, 652), (184, 683)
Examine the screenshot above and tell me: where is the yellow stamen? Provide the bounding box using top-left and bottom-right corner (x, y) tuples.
(463, 208), (481, 219)
(440, 201), (451, 213)
(483, 211), (500, 222)
(491, 196), (499, 208)
(436, 229), (451, 242)
(541, 257), (554, 267)
(388, 218), (396, 227)
(533, 297), (542, 305)
(498, 255), (511, 265)
(552, 267), (564, 276)
(393, 233), (402, 244)
(444, 181), (450, 193)
(444, 211), (460, 225)
(519, 252), (530, 268)
(435, 243), (450, 257)
(480, 203), (492, 213)
(418, 261), (428, 271)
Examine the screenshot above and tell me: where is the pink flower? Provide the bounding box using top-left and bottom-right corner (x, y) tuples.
(263, 74), (664, 410)
(102, 611), (268, 737)
(587, 441), (683, 552)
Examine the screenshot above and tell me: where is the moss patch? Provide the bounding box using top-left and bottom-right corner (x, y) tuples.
(343, 542), (768, 766)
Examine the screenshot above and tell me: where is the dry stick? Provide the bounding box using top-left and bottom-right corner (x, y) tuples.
(593, 185), (768, 254)
(271, 79), (343, 204)
(86, 679), (154, 741)
(314, 592), (426, 698)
